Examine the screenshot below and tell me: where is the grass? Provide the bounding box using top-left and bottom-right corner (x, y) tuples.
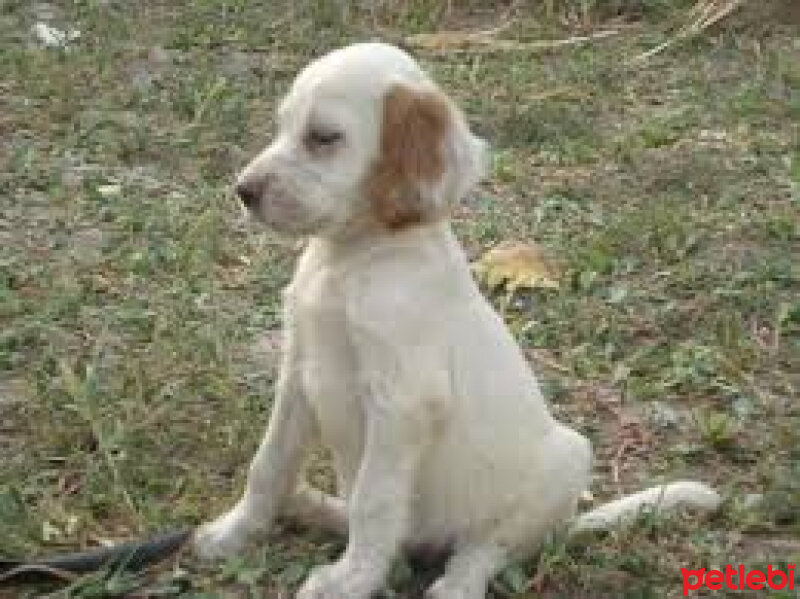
(1, 0), (798, 597)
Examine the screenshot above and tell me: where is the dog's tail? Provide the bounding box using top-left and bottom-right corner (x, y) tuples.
(568, 481), (721, 538)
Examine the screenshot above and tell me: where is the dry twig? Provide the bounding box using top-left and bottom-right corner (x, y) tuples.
(630, 0), (747, 64)
(405, 28), (619, 55)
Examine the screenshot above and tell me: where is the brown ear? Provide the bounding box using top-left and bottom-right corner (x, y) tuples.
(363, 83), (450, 230)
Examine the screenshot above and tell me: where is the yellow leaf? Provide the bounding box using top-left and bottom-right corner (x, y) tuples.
(472, 242), (560, 292)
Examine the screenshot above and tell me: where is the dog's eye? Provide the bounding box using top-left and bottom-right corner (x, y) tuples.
(306, 128), (343, 148)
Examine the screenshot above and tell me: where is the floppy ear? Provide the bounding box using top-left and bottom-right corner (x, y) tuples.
(363, 83), (488, 230)
(441, 103), (489, 208)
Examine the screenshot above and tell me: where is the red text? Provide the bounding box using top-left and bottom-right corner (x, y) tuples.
(681, 564), (795, 595)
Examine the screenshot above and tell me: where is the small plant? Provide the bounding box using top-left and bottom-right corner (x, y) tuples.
(693, 409), (738, 449)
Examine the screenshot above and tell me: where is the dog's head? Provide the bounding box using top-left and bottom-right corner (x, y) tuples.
(235, 42), (488, 236)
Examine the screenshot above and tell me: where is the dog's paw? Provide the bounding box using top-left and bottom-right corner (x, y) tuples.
(193, 503), (261, 559)
(424, 579), (475, 599)
(295, 559), (377, 599)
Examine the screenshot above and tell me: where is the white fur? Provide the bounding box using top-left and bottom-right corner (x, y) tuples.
(570, 480), (722, 537)
(195, 42), (721, 599)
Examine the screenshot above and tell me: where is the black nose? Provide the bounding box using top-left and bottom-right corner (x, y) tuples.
(235, 179), (264, 209)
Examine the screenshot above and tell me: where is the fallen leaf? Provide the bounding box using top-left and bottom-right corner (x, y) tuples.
(472, 241), (560, 293)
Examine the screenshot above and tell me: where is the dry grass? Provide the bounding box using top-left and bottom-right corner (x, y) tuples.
(632, 0), (750, 62)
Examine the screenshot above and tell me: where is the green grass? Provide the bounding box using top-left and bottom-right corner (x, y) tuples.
(1, 1), (798, 597)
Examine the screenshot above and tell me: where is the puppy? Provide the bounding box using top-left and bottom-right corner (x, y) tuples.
(195, 42), (721, 599)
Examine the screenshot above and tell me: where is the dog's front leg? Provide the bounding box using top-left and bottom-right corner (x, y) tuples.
(297, 399), (425, 599)
(195, 352), (313, 558)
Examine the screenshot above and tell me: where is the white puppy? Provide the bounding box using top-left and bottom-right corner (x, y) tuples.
(195, 42), (721, 599)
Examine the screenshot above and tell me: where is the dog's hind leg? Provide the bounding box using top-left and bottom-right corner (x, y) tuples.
(281, 483), (348, 536)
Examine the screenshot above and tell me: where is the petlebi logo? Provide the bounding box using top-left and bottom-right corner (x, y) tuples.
(681, 564), (796, 595)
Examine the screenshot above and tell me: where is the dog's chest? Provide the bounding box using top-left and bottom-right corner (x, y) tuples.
(286, 271), (365, 480)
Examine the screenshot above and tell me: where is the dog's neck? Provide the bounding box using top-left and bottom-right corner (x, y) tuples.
(311, 217), (451, 259)
(297, 220), (465, 282)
